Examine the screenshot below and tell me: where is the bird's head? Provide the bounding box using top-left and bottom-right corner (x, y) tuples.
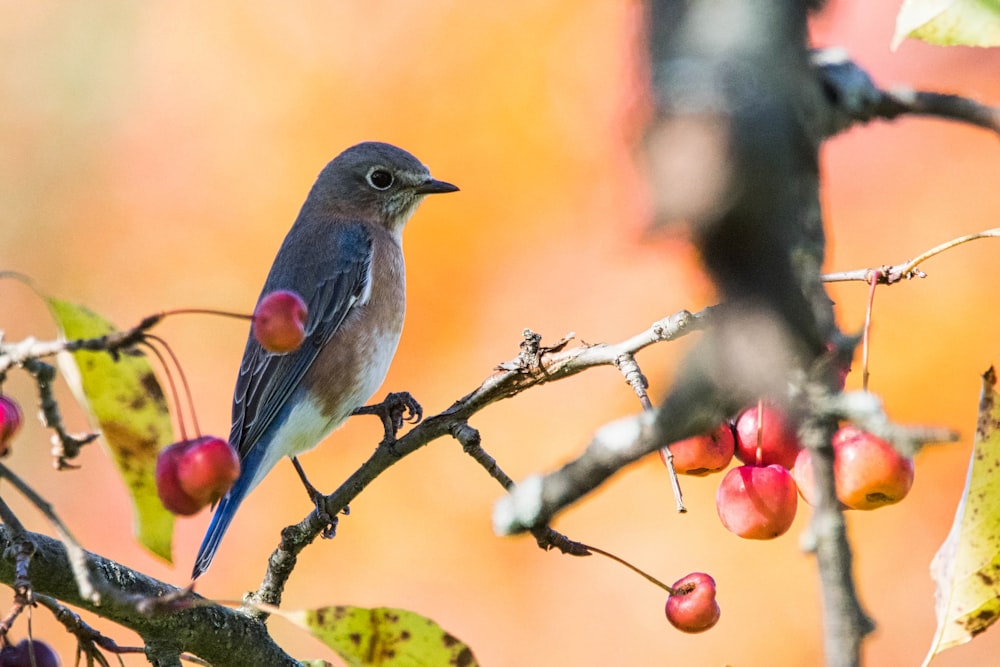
(308, 141), (458, 232)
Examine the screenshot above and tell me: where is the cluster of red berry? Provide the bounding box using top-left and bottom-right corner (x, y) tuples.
(657, 402), (914, 633)
(663, 403), (915, 540)
(155, 435), (241, 515)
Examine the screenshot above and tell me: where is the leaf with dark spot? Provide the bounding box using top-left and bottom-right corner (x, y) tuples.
(924, 367), (1000, 664)
(47, 297), (175, 561)
(282, 605), (479, 666)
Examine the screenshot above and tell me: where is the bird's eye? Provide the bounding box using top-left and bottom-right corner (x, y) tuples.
(367, 169), (394, 190)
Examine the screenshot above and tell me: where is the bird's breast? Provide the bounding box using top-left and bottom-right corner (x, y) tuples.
(307, 232), (406, 427)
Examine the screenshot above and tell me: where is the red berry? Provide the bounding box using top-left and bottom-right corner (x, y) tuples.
(0, 395), (23, 457)
(791, 447), (820, 507)
(253, 290), (308, 354)
(659, 423), (735, 476)
(832, 425), (914, 510)
(176, 436), (240, 506)
(665, 572), (720, 633)
(734, 404), (800, 469)
(0, 639), (61, 667)
(716, 464), (798, 539)
(792, 426), (914, 511)
(791, 447), (849, 509)
(156, 440), (203, 515)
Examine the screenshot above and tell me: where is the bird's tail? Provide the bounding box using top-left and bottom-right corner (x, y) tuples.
(191, 483), (246, 579)
(191, 443), (272, 579)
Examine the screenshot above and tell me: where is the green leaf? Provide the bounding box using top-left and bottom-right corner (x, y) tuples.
(893, 0), (1000, 49)
(924, 367), (1000, 665)
(47, 298), (175, 562)
(284, 606), (478, 667)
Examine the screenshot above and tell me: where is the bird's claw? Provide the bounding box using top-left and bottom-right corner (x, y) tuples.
(385, 391), (423, 430)
(353, 391), (423, 442)
(317, 503), (350, 539)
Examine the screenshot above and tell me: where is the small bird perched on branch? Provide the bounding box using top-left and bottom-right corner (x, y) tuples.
(192, 142), (458, 578)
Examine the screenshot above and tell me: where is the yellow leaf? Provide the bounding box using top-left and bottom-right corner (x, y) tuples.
(893, 0), (1000, 49)
(283, 606), (478, 667)
(924, 366), (1000, 665)
(47, 298), (175, 562)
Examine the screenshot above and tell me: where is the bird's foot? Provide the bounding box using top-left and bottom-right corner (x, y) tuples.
(318, 504), (350, 540)
(353, 391), (423, 443)
(291, 456), (348, 538)
(311, 492), (350, 540)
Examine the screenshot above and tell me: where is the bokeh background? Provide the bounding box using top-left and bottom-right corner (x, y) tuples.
(1, 1), (999, 665)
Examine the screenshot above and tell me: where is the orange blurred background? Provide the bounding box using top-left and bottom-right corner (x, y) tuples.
(1, 1), (999, 665)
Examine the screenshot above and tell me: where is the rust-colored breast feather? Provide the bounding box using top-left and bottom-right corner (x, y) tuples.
(306, 225), (406, 424)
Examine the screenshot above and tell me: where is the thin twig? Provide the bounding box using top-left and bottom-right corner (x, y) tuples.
(35, 594), (141, 667)
(822, 228), (1000, 284)
(892, 228), (1000, 278)
(448, 421), (590, 555)
(877, 89), (1000, 137)
(814, 50), (1000, 139)
(615, 350), (686, 512)
(22, 359), (98, 468)
(0, 305), (252, 375)
(0, 463), (99, 604)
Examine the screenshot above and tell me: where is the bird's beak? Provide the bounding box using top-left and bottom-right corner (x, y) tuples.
(415, 178), (459, 195)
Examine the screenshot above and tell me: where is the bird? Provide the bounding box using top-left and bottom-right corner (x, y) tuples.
(191, 141), (458, 579)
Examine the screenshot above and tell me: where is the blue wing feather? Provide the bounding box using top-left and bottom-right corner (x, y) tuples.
(192, 218), (374, 578)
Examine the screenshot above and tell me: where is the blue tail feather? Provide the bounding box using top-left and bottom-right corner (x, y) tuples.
(191, 489), (243, 579)
(191, 441), (271, 579)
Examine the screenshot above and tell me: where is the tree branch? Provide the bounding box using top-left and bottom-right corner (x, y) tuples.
(823, 228), (1000, 284)
(0, 526), (298, 666)
(247, 308), (712, 609)
(812, 48), (1000, 139)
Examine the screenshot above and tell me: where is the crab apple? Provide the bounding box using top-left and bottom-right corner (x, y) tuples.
(833, 425), (914, 510)
(0, 395), (23, 456)
(734, 404), (800, 469)
(665, 572), (720, 633)
(157, 437), (240, 515)
(792, 447), (850, 509)
(792, 427), (914, 510)
(659, 423), (735, 476)
(176, 436), (240, 506)
(0, 639), (61, 667)
(253, 290), (308, 354)
(156, 440), (203, 515)
(791, 447), (820, 507)
(716, 464), (798, 539)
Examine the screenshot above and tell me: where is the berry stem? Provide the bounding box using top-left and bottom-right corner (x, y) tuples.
(140, 340), (188, 442)
(862, 269), (882, 392)
(159, 307), (253, 321)
(146, 334), (201, 437)
(580, 543), (676, 594)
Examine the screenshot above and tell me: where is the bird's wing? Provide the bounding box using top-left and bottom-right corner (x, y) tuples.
(228, 221), (374, 461)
